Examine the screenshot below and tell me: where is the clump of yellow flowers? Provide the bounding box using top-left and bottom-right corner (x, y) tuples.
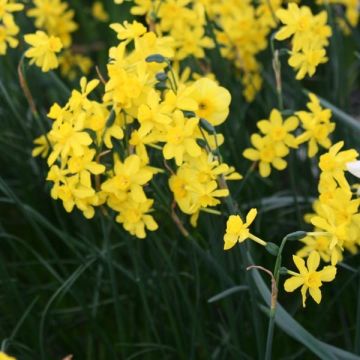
(316, 0), (359, 32)
(275, 3), (332, 80)
(24, 31), (63, 72)
(23, 0), (92, 77)
(33, 20), (242, 238)
(0, 0), (23, 55)
(227, 135), (359, 306)
(243, 109), (298, 177)
(22, 0), (359, 311)
(124, 0), (285, 102)
(243, 93), (336, 178)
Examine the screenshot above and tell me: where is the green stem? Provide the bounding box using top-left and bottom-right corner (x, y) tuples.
(264, 231), (301, 360)
(219, 179), (263, 356)
(289, 151), (302, 226)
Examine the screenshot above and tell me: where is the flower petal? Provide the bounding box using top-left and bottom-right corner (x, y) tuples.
(309, 287), (322, 304)
(293, 255), (307, 274)
(284, 276), (304, 292)
(307, 251), (320, 272)
(245, 208), (257, 226)
(320, 266), (337, 282)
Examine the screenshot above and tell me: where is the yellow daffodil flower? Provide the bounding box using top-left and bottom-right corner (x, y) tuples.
(24, 31), (63, 72)
(284, 251), (336, 307)
(224, 209), (265, 250)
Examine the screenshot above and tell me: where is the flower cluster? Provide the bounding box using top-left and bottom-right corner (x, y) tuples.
(275, 3), (332, 80)
(126, 0), (285, 102)
(226, 139), (359, 307)
(27, 0), (77, 47)
(22, 1), (358, 311)
(227, 90), (358, 306)
(33, 21), (241, 238)
(317, 0), (359, 32)
(224, 209), (268, 250)
(128, 0), (214, 61)
(243, 93), (336, 178)
(299, 141), (359, 265)
(25, 0), (92, 76)
(283, 141), (359, 306)
(0, 0), (23, 55)
(212, 0), (283, 102)
(295, 93), (336, 158)
(24, 31), (63, 72)
(243, 109), (298, 177)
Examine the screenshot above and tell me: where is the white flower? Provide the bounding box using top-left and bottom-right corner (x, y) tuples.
(346, 161), (360, 178)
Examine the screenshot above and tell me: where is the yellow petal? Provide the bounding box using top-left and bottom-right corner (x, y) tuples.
(309, 287), (322, 304)
(301, 284), (308, 307)
(320, 266), (336, 282)
(307, 251), (320, 272)
(259, 162), (271, 177)
(245, 208), (257, 226)
(224, 234), (238, 250)
(243, 148), (259, 161)
(284, 276), (304, 292)
(293, 255), (307, 274)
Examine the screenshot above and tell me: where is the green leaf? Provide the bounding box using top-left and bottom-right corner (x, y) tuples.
(208, 285), (248, 303)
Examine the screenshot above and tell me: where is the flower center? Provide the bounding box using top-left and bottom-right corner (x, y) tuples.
(297, 16), (310, 32)
(260, 147), (275, 162)
(305, 272), (321, 288)
(168, 127), (184, 145)
(116, 174), (130, 190)
(320, 155), (336, 171)
(125, 209), (141, 223)
(316, 236), (329, 251)
(197, 99), (213, 119)
(271, 126), (286, 141)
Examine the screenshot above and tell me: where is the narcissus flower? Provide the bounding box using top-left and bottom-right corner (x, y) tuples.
(284, 251), (336, 307)
(296, 93), (335, 157)
(0, 14), (20, 55)
(190, 78), (231, 126)
(101, 154), (155, 203)
(0, 0), (23, 19)
(115, 198), (158, 239)
(296, 234), (342, 264)
(319, 141), (358, 189)
(275, 3), (331, 80)
(27, 0), (78, 48)
(163, 110), (201, 166)
(224, 209), (265, 250)
(288, 46), (328, 80)
(275, 4), (313, 44)
(110, 20), (147, 41)
(256, 109), (298, 147)
(243, 134), (289, 177)
(24, 31), (63, 72)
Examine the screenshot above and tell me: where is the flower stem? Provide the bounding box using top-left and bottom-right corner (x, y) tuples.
(248, 233), (267, 247)
(264, 231), (301, 360)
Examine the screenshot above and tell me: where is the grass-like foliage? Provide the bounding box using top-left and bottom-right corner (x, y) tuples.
(0, 1), (360, 359)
